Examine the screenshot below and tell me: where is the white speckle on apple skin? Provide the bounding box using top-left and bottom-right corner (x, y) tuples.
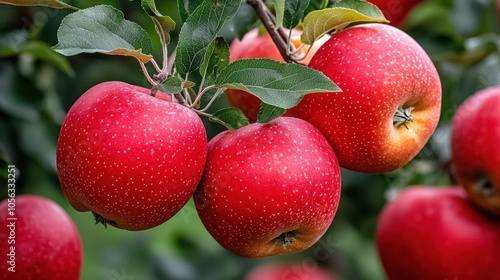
(194, 117), (341, 258)
(56, 81), (208, 231)
(289, 23), (441, 174)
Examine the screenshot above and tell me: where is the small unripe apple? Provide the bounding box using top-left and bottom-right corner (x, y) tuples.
(377, 186), (500, 280)
(194, 117), (341, 258)
(0, 195), (82, 280)
(57, 81), (208, 231)
(367, 0), (425, 27)
(289, 23), (441, 174)
(226, 28), (330, 122)
(451, 86), (500, 216)
(245, 262), (336, 280)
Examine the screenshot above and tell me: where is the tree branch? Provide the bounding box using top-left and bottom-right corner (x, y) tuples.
(247, 0), (295, 64)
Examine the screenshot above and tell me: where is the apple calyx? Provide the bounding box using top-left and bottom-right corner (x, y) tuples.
(275, 231), (296, 248)
(393, 106), (415, 129)
(475, 178), (495, 197)
(92, 212), (119, 229)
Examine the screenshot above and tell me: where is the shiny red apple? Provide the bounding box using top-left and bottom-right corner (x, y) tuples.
(289, 23), (441, 174)
(194, 117), (341, 258)
(377, 186), (500, 280)
(245, 262), (336, 280)
(57, 81), (208, 231)
(0, 195), (82, 280)
(451, 86), (500, 216)
(367, 0), (425, 27)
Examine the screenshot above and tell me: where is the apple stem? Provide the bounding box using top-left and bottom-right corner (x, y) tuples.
(393, 106), (415, 130)
(247, 0), (296, 64)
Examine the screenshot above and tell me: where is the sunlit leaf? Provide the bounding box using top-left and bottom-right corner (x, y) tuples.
(301, 0), (388, 44)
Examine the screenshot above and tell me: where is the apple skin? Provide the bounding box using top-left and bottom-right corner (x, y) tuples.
(226, 29), (330, 123)
(245, 263), (336, 280)
(288, 23), (441, 174)
(194, 117), (341, 258)
(451, 86), (500, 216)
(0, 195), (82, 280)
(56, 81), (208, 231)
(498, 0), (500, 23)
(377, 186), (500, 280)
(367, 0), (425, 27)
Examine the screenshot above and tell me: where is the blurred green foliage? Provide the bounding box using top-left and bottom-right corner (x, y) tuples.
(0, 0), (499, 279)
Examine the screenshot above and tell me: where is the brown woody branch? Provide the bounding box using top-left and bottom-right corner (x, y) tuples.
(246, 0), (295, 64)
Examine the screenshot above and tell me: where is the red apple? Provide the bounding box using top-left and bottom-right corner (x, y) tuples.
(377, 186), (500, 280)
(367, 0), (425, 27)
(194, 117), (341, 258)
(56, 81), (208, 231)
(451, 86), (500, 216)
(0, 195), (82, 280)
(226, 28), (330, 122)
(288, 23), (441, 174)
(245, 262), (336, 280)
(498, 0), (500, 22)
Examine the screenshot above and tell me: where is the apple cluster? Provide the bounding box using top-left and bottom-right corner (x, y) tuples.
(376, 86), (500, 279)
(51, 21), (447, 263)
(227, 23), (442, 174)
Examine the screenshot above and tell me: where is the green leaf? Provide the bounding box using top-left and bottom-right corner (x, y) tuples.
(199, 37), (229, 79)
(210, 107), (250, 130)
(19, 41), (74, 76)
(0, 0), (77, 9)
(158, 76), (184, 93)
(283, 0), (310, 29)
(214, 58), (341, 109)
(175, 0), (241, 77)
(257, 103), (286, 123)
(177, 0), (205, 22)
(141, 0), (176, 45)
(53, 5), (153, 63)
(157, 76), (196, 94)
(301, 0), (388, 44)
(269, 0), (285, 29)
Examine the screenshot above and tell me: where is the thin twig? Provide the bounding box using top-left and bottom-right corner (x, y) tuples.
(190, 85), (217, 109)
(150, 58), (162, 74)
(247, 0), (295, 63)
(200, 88), (224, 112)
(139, 61), (158, 87)
(166, 50), (176, 75)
